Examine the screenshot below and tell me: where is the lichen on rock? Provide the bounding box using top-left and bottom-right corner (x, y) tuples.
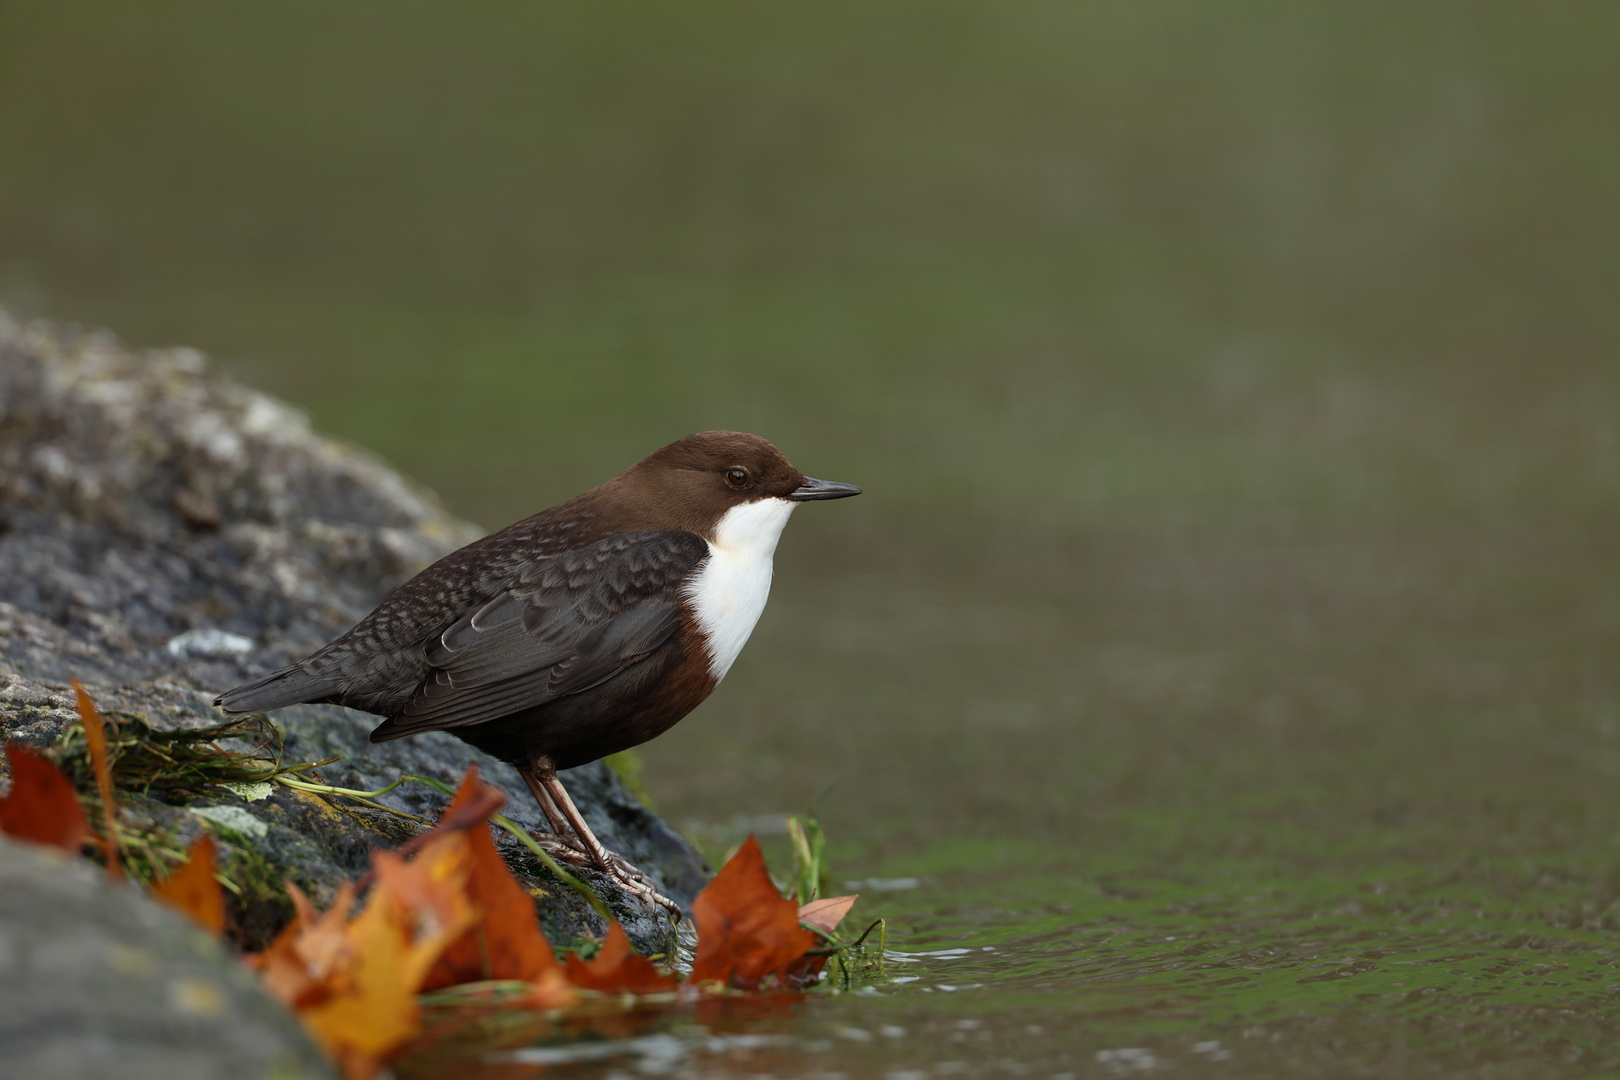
(0, 312), (709, 956)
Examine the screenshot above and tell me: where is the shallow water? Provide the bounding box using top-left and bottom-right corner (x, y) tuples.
(624, 515), (1620, 1078)
(4, 3), (1620, 1075)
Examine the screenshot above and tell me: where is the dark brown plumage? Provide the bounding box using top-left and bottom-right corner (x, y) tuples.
(215, 431), (860, 912)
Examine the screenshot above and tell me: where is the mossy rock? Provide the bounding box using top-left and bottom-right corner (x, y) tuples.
(0, 313), (708, 957)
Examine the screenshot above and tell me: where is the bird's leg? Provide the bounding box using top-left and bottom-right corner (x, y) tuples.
(530, 755), (681, 917)
(519, 764), (573, 837)
(518, 762), (596, 869)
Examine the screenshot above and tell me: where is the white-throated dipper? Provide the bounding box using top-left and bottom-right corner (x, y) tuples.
(215, 431), (859, 913)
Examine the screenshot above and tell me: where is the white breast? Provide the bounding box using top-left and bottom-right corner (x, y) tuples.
(684, 497), (797, 681)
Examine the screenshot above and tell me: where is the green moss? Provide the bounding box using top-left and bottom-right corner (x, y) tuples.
(48, 711), (291, 800)
(218, 837), (297, 952)
(41, 709), (303, 944)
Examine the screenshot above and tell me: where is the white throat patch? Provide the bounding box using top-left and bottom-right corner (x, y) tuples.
(684, 497), (796, 681)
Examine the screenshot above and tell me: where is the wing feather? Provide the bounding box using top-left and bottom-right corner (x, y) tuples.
(371, 530), (708, 740)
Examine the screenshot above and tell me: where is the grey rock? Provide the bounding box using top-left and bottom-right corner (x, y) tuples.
(0, 835), (334, 1080)
(0, 313), (709, 957)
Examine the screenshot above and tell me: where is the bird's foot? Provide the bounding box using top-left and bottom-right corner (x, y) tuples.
(529, 832), (682, 918)
(599, 850), (683, 918)
(530, 834), (596, 868)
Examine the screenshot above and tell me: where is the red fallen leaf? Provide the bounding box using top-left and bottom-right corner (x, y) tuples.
(798, 894), (858, 937)
(419, 767), (568, 991)
(689, 835), (817, 990)
(0, 744), (89, 852)
(71, 679), (122, 880)
(564, 921), (679, 994)
(151, 834), (227, 935)
(380, 770), (506, 865)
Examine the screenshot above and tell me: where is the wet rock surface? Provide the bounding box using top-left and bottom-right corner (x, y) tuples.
(0, 835), (336, 1080)
(0, 313), (709, 957)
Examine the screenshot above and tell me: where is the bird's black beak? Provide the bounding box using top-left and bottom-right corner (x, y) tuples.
(790, 476), (863, 501)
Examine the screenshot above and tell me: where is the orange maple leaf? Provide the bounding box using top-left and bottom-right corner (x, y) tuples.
(418, 768), (568, 992)
(151, 834), (227, 935)
(565, 920), (679, 994)
(689, 835), (818, 990)
(297, 885), (439, 1077)
(250, 881), (352, 1010)
(0, 743), (89, 852)
(252, 834), (479, 1080)
(368, 836), (480, 988)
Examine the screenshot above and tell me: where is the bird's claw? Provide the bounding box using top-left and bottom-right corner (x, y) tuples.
(602, 851), (683, 917)
(531, 833), (682, 917)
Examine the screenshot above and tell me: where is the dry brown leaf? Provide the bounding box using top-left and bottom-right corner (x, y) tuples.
(71, 679), (122, 879)
(418, 768), (567, 991)
(151, 834), (226, 935)
(797, 894), (858, 937)
(564, 921), (679, 995)
(0, 743), (89, 852)
(689, 835), (817, 990)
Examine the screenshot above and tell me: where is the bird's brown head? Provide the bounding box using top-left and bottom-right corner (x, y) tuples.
(594, 431), (860, 540)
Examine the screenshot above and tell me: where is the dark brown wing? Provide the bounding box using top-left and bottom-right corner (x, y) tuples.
(368, 530), (708, 741)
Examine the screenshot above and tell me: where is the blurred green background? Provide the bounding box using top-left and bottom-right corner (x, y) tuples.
(5, 2), (1620, 1072)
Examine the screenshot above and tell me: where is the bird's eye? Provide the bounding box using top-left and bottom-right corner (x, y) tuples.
(725, 468), (749, 488)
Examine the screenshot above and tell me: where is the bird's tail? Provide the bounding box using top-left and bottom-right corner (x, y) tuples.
(214, 664), (340, 714)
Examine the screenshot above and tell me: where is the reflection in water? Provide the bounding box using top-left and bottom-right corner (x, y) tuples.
(399, 995), (808, 1079)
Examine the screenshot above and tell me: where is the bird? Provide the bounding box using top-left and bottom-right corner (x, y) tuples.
(215, 431), (860, 914)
